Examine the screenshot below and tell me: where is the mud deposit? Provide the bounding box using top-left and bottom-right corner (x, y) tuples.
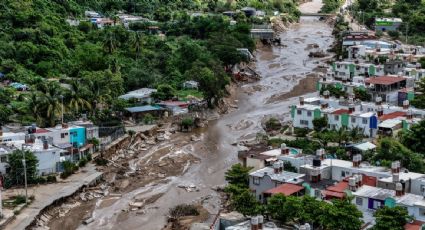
(43, 15), (334, 230)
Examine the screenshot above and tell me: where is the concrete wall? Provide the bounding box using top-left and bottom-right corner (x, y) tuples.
(35, 149), (65, 175)
(246, 158), (266, 172)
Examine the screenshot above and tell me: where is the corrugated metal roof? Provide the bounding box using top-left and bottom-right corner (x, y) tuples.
(125, 105), (163, 113)
(264, 183), (304, 196)
(365, 76), (406, 85)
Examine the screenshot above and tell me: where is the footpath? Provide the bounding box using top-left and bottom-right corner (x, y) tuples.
(3, 164), (102, 230)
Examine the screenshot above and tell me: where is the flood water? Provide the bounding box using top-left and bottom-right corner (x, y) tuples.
(78, 16), (334, 230)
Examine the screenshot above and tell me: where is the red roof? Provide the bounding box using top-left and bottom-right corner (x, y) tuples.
(332, 109), (350, 115)
(326, 181), (349, 193)
(405, 220), (425, 230)
(379, 111), (406, 121)
(322, 190), (345, 199)
(264, 184), (304, 196)
(365, 76), (406, 85)
(35, 128), (50, 134)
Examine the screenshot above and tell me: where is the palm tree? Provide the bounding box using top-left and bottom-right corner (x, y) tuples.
(103, 29), (118, 54)
(349, 126), (365, 143)
(68, 81), (92, 114)
(130, 31), (143, 60)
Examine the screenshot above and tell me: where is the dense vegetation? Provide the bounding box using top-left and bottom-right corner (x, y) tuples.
(0, 0), (300, 127)
(351, 0), (425, 44)
(320, 0), (344, 13)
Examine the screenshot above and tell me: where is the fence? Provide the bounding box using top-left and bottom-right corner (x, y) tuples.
(99, 126), (125, 146)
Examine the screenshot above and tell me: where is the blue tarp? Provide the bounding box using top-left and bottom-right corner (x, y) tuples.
(125, 105), (163, 113)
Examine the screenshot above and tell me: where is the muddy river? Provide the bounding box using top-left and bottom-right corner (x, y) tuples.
(75, 15), (334, 230)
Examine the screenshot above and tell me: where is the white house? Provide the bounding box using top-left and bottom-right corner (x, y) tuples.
(0, 139), (68, 175)
(249, 162), (305, 202)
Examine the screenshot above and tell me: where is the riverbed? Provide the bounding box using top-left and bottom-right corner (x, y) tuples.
(72, 10), (334, 230)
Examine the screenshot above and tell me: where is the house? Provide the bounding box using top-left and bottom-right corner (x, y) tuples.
(375, 18), (402, 32)
(225, 216), (283, 230)
(119, 88), (157, 104)
(347, 141), (377, 155)
(0, 139), (68, 175)
(85, 10), (100, 18)
(125, 105), (165, 121)
(384, 60), (404, 75)
(331, 61), (385, 79)
(249, 162), (305, 202)
(365, 75), (410, 102)
(291, 95), (425, 137)
(352, 185), (425, 222)
(182, 80), (199, 89)
(403, 67), (425, 81)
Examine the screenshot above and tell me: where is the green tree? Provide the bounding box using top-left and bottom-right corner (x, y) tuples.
(225, 163), (252, 188)
(313, 116), (328, 132)
(321, 199), (363, 230)
(400, 120), (425, 154)
(230, 188), (261, 216)
(6, 149), (39, 186)
(372, 206), (412, 230)
(267, 194), (302, 224)
(152, 84), (176, 101)
(373, 138), (425, 173)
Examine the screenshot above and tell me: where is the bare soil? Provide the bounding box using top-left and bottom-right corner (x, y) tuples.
(266, 74), (319, 104)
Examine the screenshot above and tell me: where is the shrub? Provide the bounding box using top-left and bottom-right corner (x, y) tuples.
(169, 204), (199, 219)
(265, 118), (282, 131)
(47, 175), (57, 183)
(181, 118), (194, 127)
(13, 195), (26, 205)
(388, 30), (400, 39)
(294, 127), (310, 137)
(95, 157), (108, 166)
(37, 177), (47, 184)
(79, 157), (88, 167)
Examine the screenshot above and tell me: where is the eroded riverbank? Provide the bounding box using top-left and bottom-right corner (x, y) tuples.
(41, 14), (335, 230)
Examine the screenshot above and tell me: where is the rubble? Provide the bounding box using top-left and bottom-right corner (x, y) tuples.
(178, 184), (200, 192)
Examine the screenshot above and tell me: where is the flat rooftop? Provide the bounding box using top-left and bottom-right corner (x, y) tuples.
(250, 167), (305, 183)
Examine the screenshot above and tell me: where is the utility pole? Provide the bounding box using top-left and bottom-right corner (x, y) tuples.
(21, 145), (28, 205)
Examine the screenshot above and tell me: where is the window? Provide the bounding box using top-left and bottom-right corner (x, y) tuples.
(373, 200), (382, 209)
(362, 118), (368, 124)
(0, 156), (7, 163)
(300, 120), (309, 126)
(341, 171), (346, 177)
(307, 111), (312, 117)
(421, 185), (425, 193)
(356, 197), (363, 206)
(334, 115), (339, 121)
(351, 117), (356, 123)
(420, 208), (425, 217)
(297, 110), (302, 115)
(253, 177), (260, 185)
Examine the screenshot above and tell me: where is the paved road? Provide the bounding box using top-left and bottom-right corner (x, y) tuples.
(4, 164), (102, 230)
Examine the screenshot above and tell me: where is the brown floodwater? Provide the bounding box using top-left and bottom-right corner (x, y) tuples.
(77, 16), (334, 230)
